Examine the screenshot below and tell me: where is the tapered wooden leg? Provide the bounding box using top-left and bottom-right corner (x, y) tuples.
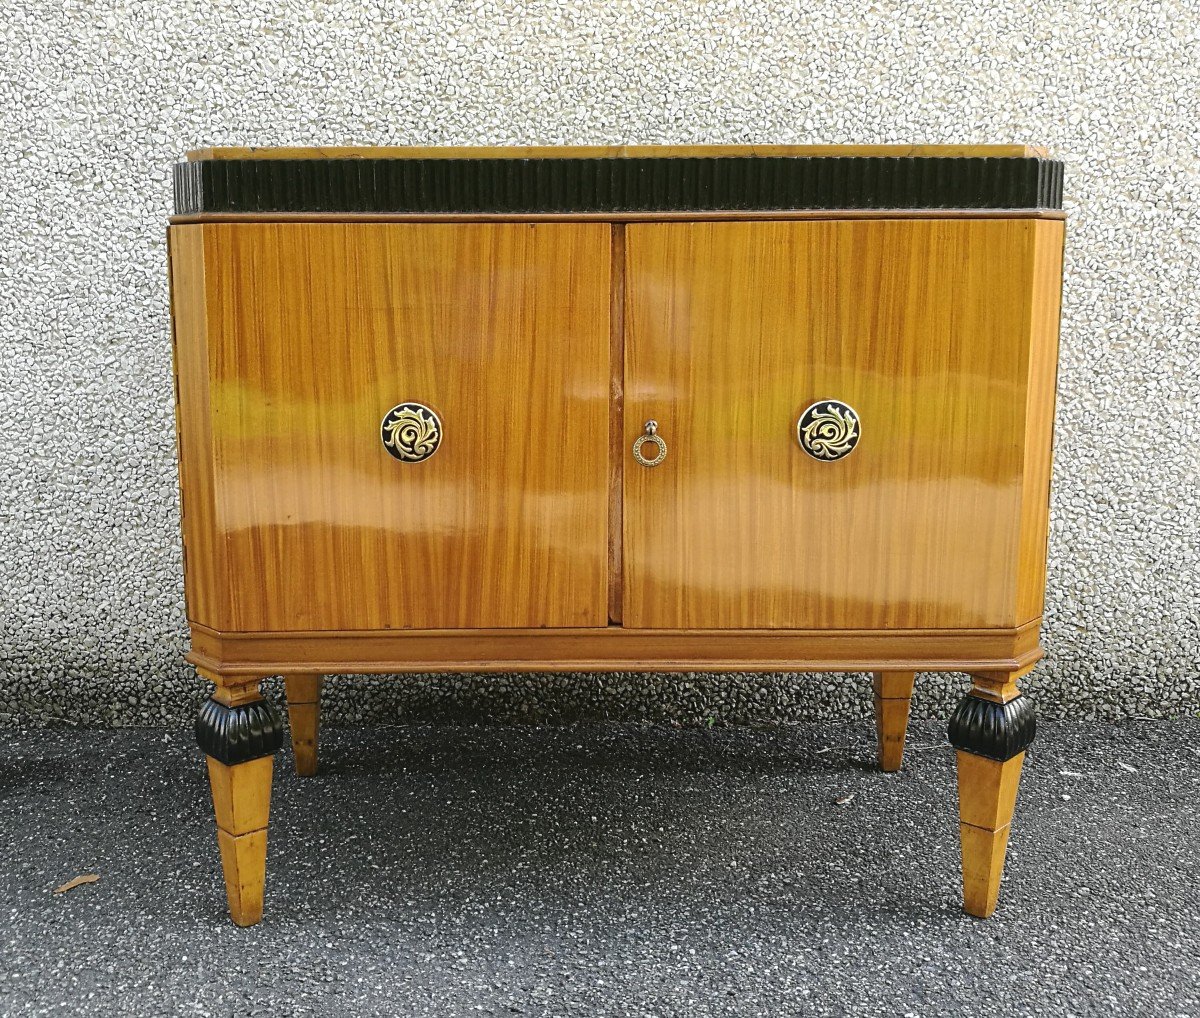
(872, 670), (915, 772)
(949, 671), (1037, 918)
(955, 751), (1025, 917)
(196, 679), (284, 927)
(207, 756), (273, 926)
(284, 674), (323, 777)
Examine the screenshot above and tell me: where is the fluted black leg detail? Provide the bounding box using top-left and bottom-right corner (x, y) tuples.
(196, 694), (285, 765)
(948, 691), (1036, 762)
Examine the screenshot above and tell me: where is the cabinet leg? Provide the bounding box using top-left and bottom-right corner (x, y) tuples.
(284, 674), (323, 777)
(872, 670), (915, 772)
(196, 680), (284, 927)
(949, 672), (1037, 918)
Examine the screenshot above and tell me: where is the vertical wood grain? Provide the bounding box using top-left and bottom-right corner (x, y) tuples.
(608, 223), (626, 624)
(623, 219), (1052, 630)
(179, 222), (611, 631)
(169, 226), (225, 627)
(1015, 220), (1066, 623)
(956, 750), (1026, 917)
(284, 674), (323, 777)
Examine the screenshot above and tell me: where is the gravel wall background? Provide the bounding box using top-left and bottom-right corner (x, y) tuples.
(1, 1), (1197, 728)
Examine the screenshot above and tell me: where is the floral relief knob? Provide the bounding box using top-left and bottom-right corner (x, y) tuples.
(381, 402), (442, 463)
(796, 400), (861, 461)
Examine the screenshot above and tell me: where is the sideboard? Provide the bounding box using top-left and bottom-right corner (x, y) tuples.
(168, 144), (1064, 925)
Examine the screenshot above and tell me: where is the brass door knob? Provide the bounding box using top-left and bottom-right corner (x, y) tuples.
(632, 419), (667, 467)
(796, 400), (860, 461)
(381, 402), (442, 462)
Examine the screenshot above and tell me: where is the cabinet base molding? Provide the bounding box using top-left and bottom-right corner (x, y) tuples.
(188, 620), (1041, 678)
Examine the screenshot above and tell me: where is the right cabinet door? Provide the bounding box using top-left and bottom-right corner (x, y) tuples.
(623, 218), (1063, 631)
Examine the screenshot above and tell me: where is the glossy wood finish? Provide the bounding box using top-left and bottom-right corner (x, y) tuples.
(608, 224), (627, 624)
(284, 675), (322, 777)
(206, 752), (273, 926)
(623, 218), (1065, 631)
(187, 618), (1042, 676)
(1016, 225), (1067, 621)
(872, 671), (916, 772)
(169, 222), (611, 632)
(188, 144), (1050, 161)
(169, 226), (227, 624)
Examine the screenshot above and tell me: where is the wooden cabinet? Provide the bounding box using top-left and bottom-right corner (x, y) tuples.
(169, 145), (1065, 926)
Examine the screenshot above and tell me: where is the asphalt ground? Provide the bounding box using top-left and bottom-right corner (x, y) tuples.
(1, 720), (1197, 1016)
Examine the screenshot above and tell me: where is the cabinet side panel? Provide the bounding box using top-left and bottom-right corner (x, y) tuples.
(1015, 220), (1066, 623)
(168, 225), (227, 629)
(204, 222), (610, 631)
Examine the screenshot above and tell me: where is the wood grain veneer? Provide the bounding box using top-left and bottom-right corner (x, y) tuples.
(170, 222), (611, 632)
(622, 218), (1065, 631)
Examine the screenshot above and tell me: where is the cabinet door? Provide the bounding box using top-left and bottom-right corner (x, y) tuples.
(173, 222), (610, 631)
(623, 219), (1062, 630)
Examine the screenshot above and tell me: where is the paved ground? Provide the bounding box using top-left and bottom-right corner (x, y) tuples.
(0, 720), (1197, 1017)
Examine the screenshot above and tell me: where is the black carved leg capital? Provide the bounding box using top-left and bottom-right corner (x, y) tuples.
(949, 678), (1036, 918)
(197, 683), (283, 927)
(196, 693), (285, 766)
(948, 690), (1036, 762)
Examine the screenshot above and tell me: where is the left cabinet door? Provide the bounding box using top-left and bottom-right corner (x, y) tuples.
(169, 223), (611, 631)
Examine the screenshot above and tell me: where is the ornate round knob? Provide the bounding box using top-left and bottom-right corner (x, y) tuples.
(796, 400), (860, 461)
(632, 419), (667, 467)
(381, 402), (442, 462)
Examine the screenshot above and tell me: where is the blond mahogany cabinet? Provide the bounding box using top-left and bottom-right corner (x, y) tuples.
(168, 145), (1064, 926)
